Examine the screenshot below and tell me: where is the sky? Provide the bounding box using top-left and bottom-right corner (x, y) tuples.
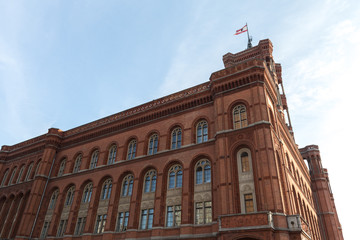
(0, 0), (359, 238)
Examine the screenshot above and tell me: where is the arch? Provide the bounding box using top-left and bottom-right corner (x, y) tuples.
(16, 165), (26, 183)
(57, 158), (67, 177)
(147, 132), (159, 155)
(100, 178), (113, 200)
(143, 169), (157, 193)
(228, 99), (250, 129)
(121, 174), (134, 197)
(194, 159), (211, 184)
(1, 168), (9, 187)
(89, 149), (100, 169)
(195, 119), (209, 144)
(170, 126), (182, 150)
(107, 144), (117, 165)
(81, 182), (93, 203)
(126, 138), (137, 160)
(73, 153), (83, 173)
(168, 164), (183, 189)
(191, 116), (211, 143)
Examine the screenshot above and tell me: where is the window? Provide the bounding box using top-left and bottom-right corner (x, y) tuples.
(1, 169), (9, 187)
(196, 121), (208, 143)
(16, 166), (25, 183)
(148, 134), (158, 155)
(195, 160), (211, 184)
(82, 183), (93, 203)
(168, 165), (182, 189)
(244, 193), (254, 213)
(74, 217), (86, 235)
(49, 190), (59, 209)
(90, 150), (99, 169)
(101, 179), (112, 200)
(195, 201), (212, 224)
(241, 152), (250, 172)
(8, 167), (17, 185)
(140, 208), (154, 230)
(116, 211), (129, 232)
(34, 161), (41, 177)
(58, 159), (66, 177)
(166, 205), (181, 227)
(57, 219), (68, 237)
(127, 140), (137, 160)
(144, 170), (157, 193)
(108, 145), (117, 164)
(233, 104), (248, 129)
(121, 175), (134, 197)
(65, 186), (75, 206)
(94, 214), (107, 234)
(171, 127), (182, 149)
(40, 221), (50, 239)
(25, 163), (33, 181)
(73, 155), (82, 173)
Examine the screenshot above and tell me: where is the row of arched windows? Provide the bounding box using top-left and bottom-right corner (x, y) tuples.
(0, 161), (40, 187)
(1, 104), (248, 187)
(42, 160), (212, 237)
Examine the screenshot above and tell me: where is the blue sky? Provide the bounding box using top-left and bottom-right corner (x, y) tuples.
(0, 0), (359, 238)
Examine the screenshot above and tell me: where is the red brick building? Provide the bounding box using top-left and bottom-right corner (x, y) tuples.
(0, 39), (343, 240)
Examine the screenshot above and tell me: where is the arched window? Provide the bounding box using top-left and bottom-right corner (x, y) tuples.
(16, 165), (25, 183)
(168, 165), (183, 189)
(127, 140), (137, 160)
(196, 121), (208, 143)
(121, 175), (134, 197)
(90, 150), (99, 169)
(25, 163), (34, 181)
(8, 167), (17, 185)
(0, 169), (9, 187)
(73, 155), (82, 173)
(240, 152), (250, 172)
(148, 134), (158, 155)
(34, 161), (41, 177)
(101, 179), (112, 200)
(171, 127), (182, 149)
(49, 190), (59, 209)
(65, 186), (75, 206)
(233, 104), (248, 129)
(82, 183), (93, 203)
(144, 170), (157, 193)
(195, 160), (211, 184)
(107, 145), (117, 165)
(58, 159), (66, 177)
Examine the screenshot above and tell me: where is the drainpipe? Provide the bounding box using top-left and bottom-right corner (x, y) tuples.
(29, 151), (57, 239)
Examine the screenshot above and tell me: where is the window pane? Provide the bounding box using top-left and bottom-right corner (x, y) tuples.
(169, 172), (175, 189)
(196, 167), (202, 184)
(128, 180), (133, 196)
(176, 171), (182, 188)
(144, 176), (150, 192)
(148, 208), (154, 229)
(204, 165), (211, 183)
(122, 180), (128, 196)
(167, 206), (174, 227)
(141, 210), (148, 229)
(151, 175), (156, 192)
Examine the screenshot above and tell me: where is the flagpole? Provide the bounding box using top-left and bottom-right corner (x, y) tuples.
(246, 22), (252, 49)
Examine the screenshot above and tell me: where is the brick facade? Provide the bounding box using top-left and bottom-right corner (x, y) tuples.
(0, 39), (343, 240)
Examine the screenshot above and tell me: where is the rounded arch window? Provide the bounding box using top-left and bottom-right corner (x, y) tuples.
(121, 174), (134, 197)
(171, 127), (182, 149)
(49, 189), (59, 209)
(195, 159), (211, 184)
(127, 139), (137, 160)
(233, 104), (248, 129)
(101, 178), (112, 200)
(168, 165), (183, 189)
(16, 165), (25, 183)
(8, 167), (17, 185)
(148, 134), (159, 155)
(196, 120), (208, 143)
(65, 186), (75, 206)
(25, 163), (34, 181)
(58, 158), (66, 177)
(144, 170), (157, 193)
(73, 154), (82, 173)
(108, 145), (117, 164)
(90, 150), (99, 169)
(82, 182), (93, 203)
(1, 169), (9, 186)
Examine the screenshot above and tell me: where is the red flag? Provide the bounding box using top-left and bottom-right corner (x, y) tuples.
(234, 25), (248, 35)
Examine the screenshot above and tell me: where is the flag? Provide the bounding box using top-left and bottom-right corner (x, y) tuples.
(234, 25), (248, 35)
